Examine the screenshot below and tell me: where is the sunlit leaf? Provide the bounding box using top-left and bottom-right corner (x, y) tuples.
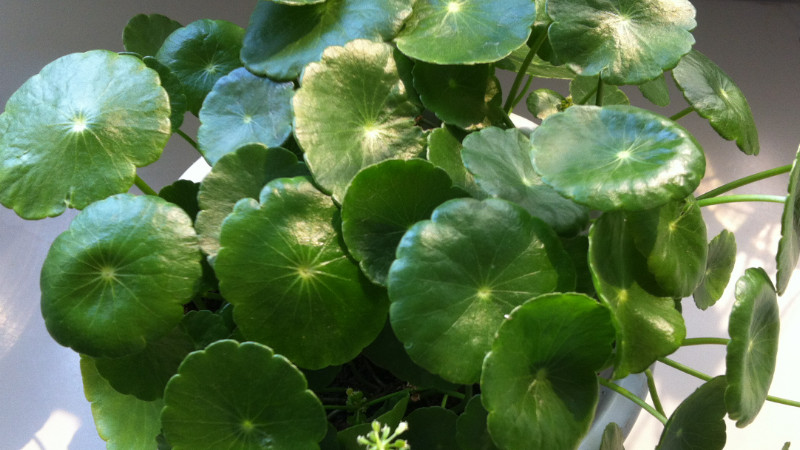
(426, 126), (484, 197)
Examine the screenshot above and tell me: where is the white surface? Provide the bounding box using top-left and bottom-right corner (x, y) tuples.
(1, 1), (799, 449)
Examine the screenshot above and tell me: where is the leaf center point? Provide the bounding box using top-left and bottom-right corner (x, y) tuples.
(447, 2), (462, 13)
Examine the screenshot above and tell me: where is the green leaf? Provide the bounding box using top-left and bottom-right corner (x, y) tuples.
(198, 68), (294, 165)
(673, 50), (759, 155)
(589, 211), (686, 378)
(159, 179), (200, 222)
(123, 13), (183, 57)
(294, 39), (425, 201)
(498, 44), (577, 80)
(388, 198), (575, 384)
(531, 105), (705, 211)
(41, 194), (201, 358)
(337, 394), (410, 450)
(526, 88), (566, 121)
(156, 19), (244, 115)
(195, 144), (307, 261)
(412, 62), (500, 129)
(404, 407), (458, 450)
(547, 0), (696, 85)
(241, 0), (413, 80)
(599, 423), (625, 450)
(561, 235), (596, 298)
(161, 340), (327, 449)
(81, 356), (164, 450)
(142, 56), (188, 131)
(776, 145), (800, 294)
(694, 230), (737, 310)
(341, 159), (464, 286)
(179, 310), (232, 349)
(456, 396), (499, 450)
(461, 126), (589, 235)
(627, 200), (708, 298)
(639, 74), (671, 107)
(657, 376), (727, 450)
(481, 293), (615, 449)
(395, 0), (536, 65)
(725, 268), (780, 427)
(570, 75), (630, 106)
(0, 51), (170, 219)
(214, 177), (388, 369)
(426, 126), (484, 198)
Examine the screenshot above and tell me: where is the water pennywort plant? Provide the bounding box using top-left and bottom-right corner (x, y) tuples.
(1, 0), (799, 448)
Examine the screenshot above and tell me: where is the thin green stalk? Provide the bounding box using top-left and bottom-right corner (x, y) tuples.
(645, 369), (666, 417)
(595, 76), (605, 107)
(441, 394), (449, 408)
(696, 164), (792, 200)
(436, 389), (465, 400)
(324, 404), (350, 411)
(696, 194), (786, 208)
(499, 110), (516, 129)
(365, 389), (412, 408)
(670, 106), (694, 121)
(659, 357), (800, 408)
(134, 175), (158, 196)
(504, 32), (547, 113)
(598, 376), (668, 425)
(576, 86), (598, 105)
(681, 337), (730, 346)
(510, 75), (534, 110)
(176, 129), (201, 153)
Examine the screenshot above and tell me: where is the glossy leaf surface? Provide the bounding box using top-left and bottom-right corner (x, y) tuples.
(388, 198), (575, 384)
(481, 293), (615, 449)
(198, 68), (294, 164)
(673, 50), (759, 155)
(41, 194), (201, 357)
(412, 62), (500, 129)
(776, 145), (800, 294)
(456, 395), (499, 450)
(395, 0), (536, 64)
(341, 159), (464, 285)
(215, 177), (387, 369)
(123, 13), (182, 57)
(427, 127), (484, 197)
(589, 211), (686, 378)
(141, 56), (187, 131)
(726, 268), (780, 427)
(694, 230), (736, 310)
(0, 51), (170, 219)
(461, 126), (589, 235)
(657, 377), (727, 450)
(81, 356), (164, 450)
(294, 39), (425, 201)
(548, 0), (696, 85)
(161, 340), (327, 449)
(531, 105), (705, 211)
(241, 0), (413, 80)
(156, 19), (244, 114)
(195, 144), (306, 260)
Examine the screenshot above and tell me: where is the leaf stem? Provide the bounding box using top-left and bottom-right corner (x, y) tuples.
(645, 369), (666, 417)
(681, 337), (730, 346)
(134, 175), (158, 196)
(696, 164), (792, 200)
(595, 76), (605, 107)
(176, 129), (201, 154)
(598, 376), (668, 425)
(576, 86), (598, 106)
(510, 75), (534, 110)
(365, 389), (411, 408)
(696, 194), (786, 208)
(669, 106), (694, 121)
(504, 32), (547, 113)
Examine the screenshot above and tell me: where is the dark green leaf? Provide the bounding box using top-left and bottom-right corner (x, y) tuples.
(179, 310), (232, 349)
(123, 13), (183, 57)
(159, 179), (199, 222)
(337, 394), (410, 450)
(561, 235), (595, 297)
(570, 75), (630, 106)
(639, 74), (671, 107)
(412, 62), (499, 129)
(456, 395), (499, 450)
(694, 230), (737, 310)
(142, 56), (188, 131)
(777, 145), (800, 294)
(657, 376), (727, 450)
(426, 127), (484, 198)
(404, 407), (458, 450)
(498, 44), (576, 80)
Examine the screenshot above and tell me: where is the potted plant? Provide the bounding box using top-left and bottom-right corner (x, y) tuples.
(1, 0), (798, 448)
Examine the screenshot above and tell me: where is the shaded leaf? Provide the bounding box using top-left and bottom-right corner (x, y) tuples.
(456, 395), (499, 450)
(694, 230), (736, 310)
(657, 377), (727, 450)
(404, 407), (458, 450)
(639, 74), (671, 107)
(123, 13), (182, 57)
(776, 145), (800, 294)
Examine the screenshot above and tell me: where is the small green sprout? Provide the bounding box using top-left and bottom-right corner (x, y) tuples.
(356, 420), (410, 450)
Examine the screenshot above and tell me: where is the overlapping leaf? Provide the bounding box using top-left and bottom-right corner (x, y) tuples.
(456, 396), (498, 450)
(404, 407), (459, 449)
(639, 74), (671, 107)
(0, 51), (170, 219)
(388, 198), (575, 384)
(141, 56), (187, 131)
(526, 89), (566, 120)
(694, 230), (736, 310)
(294, 39), (425, 201)
(776, 144), (800, 294)
(657, 377), (728, 449)
(570, 75), (630, 106)
(123, 13), (182, 57)
(426, 126), (484, 198)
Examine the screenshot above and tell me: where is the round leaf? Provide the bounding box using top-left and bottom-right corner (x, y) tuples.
(426, 126), (484, 198)
(394, 0), (536, 65)
(526, 88), (566, 121)
(694, 230), (737, 310)
(547, 0), (696, 85)
(673, 50), (759, 155)
(195, 144), (307, 260)
(657, 376), (727, 450)
(0, 51), (171, 219)
(156, 19), (244, 115)
(198, 67), (294, 165)
(776, 145), (800, 295)
(388, 198), (575, 384)
(214, 177), (388, 369)
(41, 194), (202, 358)
(462, 126), (589, 235)
(412, 62), (499, 129)
(725, 268), (780, 427)
(481, 293), (615, 450)
(456, 395), (499, 450)
(294, 39), (425, 201)
(241, 0), (413, 80)
(404, 407), (458, 450)
(531, 105), (705, 211)
(161, 340), (327, 449)
(341, 159), (464, 285)
(123, 13), (183, 57)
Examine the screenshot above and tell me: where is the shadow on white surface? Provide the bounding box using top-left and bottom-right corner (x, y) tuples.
(20, 410), (81, 450)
